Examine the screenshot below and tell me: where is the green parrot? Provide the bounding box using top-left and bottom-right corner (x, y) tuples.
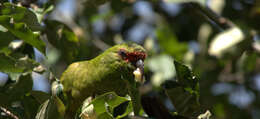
(60, 43), (147, 118)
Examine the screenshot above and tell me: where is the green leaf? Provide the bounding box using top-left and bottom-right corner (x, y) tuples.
(32, 5), (54, 22)
(114, 101), (133, 119)
(164, 61), (200, 117)
(197, 110), (212, 119)
(208, 27), (245, 57)
(35, 96), (64, 119)
(0, 54), (24, 73)
(238, 51), (258, 73)
(0, 73), (33, 107)
(97, 113), (114, 119)
(44, 20), (79, 64)
(22, 95), (41, 119)
(165, 87), (200, 117)
(0, 16), (45, 54)
(86, 92), (132, 119)
(0, 53), (39, 73)
(1, 3), (42, 31)
(8, 72), (22, 81)
(156, 23), (188, 60)
(31, 91), (51, 104)
(0, 31), (14, 54)
(174, 61), (200, 96)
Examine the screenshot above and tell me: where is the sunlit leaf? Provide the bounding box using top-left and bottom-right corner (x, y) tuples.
(208, 27), (245, 57)
(0, 16), (46, 54)
(85, 92), (133, 119)
(1, 3), (42, 31)
(197, 110), (211, 119)
(146, 54), (176, 87)
(32, 5), (54, 22)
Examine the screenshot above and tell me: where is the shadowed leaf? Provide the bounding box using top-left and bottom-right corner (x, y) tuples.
(35, 96), (64, 119)
(163, 60), (200, 117)
(44, 20), (79, 64)
(31, 91), (51, 104)
(0, 73), (33, 107)
(0, 53), (39, 73)
(0, 31), (14, 54)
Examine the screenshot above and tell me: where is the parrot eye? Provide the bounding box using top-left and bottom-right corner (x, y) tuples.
(118, 49), (127, 60)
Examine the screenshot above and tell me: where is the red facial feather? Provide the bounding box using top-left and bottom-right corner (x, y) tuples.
(126, 52), (146, 63)
(119, 49), (146, 63)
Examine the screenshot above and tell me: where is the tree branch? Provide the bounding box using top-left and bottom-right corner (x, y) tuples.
(0, 106), (19, 119)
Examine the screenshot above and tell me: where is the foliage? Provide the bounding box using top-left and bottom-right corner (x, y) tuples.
(0, 0), (260, 119)
(82, 92), (133, 119)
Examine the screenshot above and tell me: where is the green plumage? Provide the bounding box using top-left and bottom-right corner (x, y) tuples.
(60, 43), (146, 118)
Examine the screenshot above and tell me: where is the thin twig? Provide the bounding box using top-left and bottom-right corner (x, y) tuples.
(188, 2), (235, 31)
(0, 106), (19, 119)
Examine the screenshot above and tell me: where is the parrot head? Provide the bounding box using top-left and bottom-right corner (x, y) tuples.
(104, 43), (147, 83)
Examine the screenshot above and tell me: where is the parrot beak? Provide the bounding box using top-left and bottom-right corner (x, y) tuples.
(133, 59), (145, 83)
